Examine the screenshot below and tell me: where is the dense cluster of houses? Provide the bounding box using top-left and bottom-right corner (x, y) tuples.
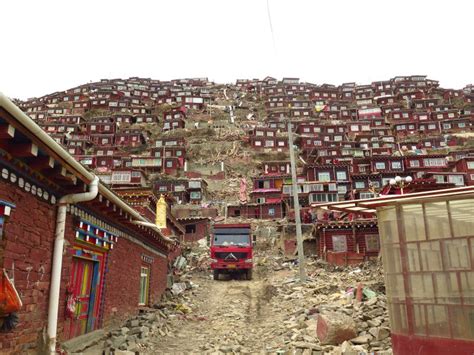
(1, 75), (472, 352)
(20, 77), (214, 187)
(234, 76), (474, 263)
(234, 75), (474, 218)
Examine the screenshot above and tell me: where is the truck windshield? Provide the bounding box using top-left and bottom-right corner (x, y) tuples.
(213, 234), (250, 246)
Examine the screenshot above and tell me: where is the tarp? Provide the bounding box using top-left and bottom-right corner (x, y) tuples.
(0, 269), (22, 316)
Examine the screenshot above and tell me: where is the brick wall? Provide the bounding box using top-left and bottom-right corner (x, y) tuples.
(101, 237), (168, 328)
(182, 219), (209, 243)
(0, 179), (171, 353)
(0, 179), (68, 353)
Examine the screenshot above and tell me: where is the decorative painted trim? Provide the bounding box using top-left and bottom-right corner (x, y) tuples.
(0, 165), (57, 205)
(68, 205), (167, 259)
(141, 253), (154, 264)
(75, 220), (118, 250)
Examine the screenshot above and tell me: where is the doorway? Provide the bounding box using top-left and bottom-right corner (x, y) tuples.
(68, 256), (101, 338)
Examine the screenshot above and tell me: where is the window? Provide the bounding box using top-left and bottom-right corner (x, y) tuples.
(277, 141), (285, 147)
(309, 193), (338, 203)
(190, 191), (201, 200)
(433, 175), (445, 183)
(410, 160), (420, 167)
(189, 181), (201, 189)
(265, 140), (275, 147)
(391, 161), (402, 169)
(111, 172), (131, 183)
(185, 224), (196, 234)
(424, 158), (446, 167)
(268, 208), (275, 216)
(365, 235), (380, 252)
(337, 185), (347, 194)
(336, 171), (347, 181)
(166, 161), (173, 168)
(448, 175), (464, 186)
(255, 141), (262, 147)
(332, 235), (347, 252)
(139, 266), (150, 306)
(375, 162), (386, 170)
(355, 181), (365, 189)
(360, 192), (375, 199)
(467, 162), (474, 169)
(318, 172), (331, 182)
(131, 171), (141, 178)
(159, 186), (168, 192)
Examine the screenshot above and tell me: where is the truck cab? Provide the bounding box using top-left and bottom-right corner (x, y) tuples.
(210, 224), (253, 280)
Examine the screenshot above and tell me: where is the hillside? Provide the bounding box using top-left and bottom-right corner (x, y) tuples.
(17, 76), (474, 217)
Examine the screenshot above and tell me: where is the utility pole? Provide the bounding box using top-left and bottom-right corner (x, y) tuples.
(288, 122), (306, 282)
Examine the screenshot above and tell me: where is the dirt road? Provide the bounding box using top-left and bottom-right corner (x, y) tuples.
(148, 269), (286, 354)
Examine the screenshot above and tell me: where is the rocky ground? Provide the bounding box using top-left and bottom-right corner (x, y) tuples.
(77, 248), (392, 355)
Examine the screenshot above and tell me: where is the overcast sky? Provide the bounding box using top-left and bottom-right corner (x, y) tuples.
(1, 0), (473, 99)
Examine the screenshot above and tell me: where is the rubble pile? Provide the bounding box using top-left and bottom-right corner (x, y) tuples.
(101, 284), (200, 354)
(266, 259), (392, 353)
(80, 244), (392, 354)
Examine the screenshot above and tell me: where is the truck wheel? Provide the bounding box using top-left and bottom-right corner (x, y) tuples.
(213, 270), (219, 281)
(246, 269), (252, 280)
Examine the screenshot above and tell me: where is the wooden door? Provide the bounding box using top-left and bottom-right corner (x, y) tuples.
(69, 257), (100, 338)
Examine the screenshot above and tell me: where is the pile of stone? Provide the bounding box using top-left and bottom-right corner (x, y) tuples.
(102, 287), (198, 354)
(267, 262), (392, 354)
(105, 309), (169, 353)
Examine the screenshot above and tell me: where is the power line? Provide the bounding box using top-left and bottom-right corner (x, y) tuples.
(266, 0), (277, 54)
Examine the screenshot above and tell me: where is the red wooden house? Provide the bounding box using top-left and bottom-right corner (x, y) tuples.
(135, 114), (158, 124)
(86, 117), (116, 135)
(250, 188), (282, 204)
(109, 169), (147, 187)
(405, 154), (448, 178)
(226, 202), (285, 220)
(114, 114), (133, 124)
(154, 179), (189, 203)
(163, 118), (185, 131)
(453, 156), (474, 185)
(261, 161), (291, 175)
(314, 220), (379, 265)
(115, 129), (145, 147)
(248, 127), (288, 150)
(163, 107), (187, 121)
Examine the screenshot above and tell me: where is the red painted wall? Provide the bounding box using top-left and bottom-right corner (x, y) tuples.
(0, 179), (69, 353)
(0, 179), (170, 353)
(181, 219), (209, 243)
(102, 237), (168, 327)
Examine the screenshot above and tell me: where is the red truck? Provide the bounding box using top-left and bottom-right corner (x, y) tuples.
(210, 224), (253, 280)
